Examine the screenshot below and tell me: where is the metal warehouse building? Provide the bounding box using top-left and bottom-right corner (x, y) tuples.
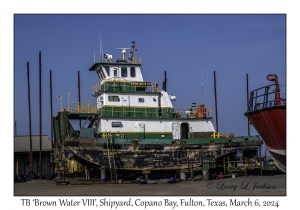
(14, 135), (52, 177)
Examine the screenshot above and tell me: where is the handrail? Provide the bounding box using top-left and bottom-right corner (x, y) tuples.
(68, 102), (97, 113)
(93, 79), (159, 95)
(66, 101), (213, 118)
(174, 106), (213, 118)
(247, 84), (286, 112)
(95, 56), (142, 65)
(98, 106), (213, 119)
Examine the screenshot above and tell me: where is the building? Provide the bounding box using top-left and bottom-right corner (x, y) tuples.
(14, 135), (52, 177)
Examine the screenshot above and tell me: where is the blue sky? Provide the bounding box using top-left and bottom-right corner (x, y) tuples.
(14, 14), (286, 143)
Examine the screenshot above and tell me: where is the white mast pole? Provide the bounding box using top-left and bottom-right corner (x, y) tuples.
(202, 68), (204, 104)
(101, 36), (103, 58)
(99, 29), (101, 56)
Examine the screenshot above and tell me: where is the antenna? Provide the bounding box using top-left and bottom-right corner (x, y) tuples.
(117, 48), (131, 50)
(129, 41), (137, 63)
(99, 29), (101, 56)
(201, 68), (204, 104)
(117, 48), (131, 61)
(98, 30), (104, 59)
(101, 35), (103, 57)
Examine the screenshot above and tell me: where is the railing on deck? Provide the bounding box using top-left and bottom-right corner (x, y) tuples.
(96, 56), (142, 65)
(65, 102), (212, 119)
(97, 106), (213, 119)
(98, 107), (175, 118)
(93, 80), (160, 95)
(64, 102), (212, 118)
(97, 106), (213, 118)
(247, 84), (286, 112)
(174, 106), (213, 118)
(68, 102), (97, 113)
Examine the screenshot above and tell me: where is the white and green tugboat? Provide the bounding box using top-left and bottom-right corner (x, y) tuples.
(53, 42), (262, 181)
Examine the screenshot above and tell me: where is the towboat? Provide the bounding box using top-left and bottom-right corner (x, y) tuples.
(53, 42), (263, 181)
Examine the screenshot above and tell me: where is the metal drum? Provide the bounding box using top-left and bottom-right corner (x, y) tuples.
(180, 172), (187, 181)
(202, 170), (209, 180)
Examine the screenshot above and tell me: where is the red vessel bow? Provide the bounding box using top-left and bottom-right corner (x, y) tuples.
(245, 74), (286, 172)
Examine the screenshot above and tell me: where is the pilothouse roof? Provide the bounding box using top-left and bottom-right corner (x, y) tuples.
(89, 41), (141, 71)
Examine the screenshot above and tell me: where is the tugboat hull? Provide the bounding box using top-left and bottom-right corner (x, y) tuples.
(245, 74), (286, 172)
(245, 106), (286, 172)
(63, 137), (263, 171)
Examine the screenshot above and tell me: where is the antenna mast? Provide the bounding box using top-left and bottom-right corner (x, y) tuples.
(99, 29), (102, 57)
(129, 41), (137, 63)
(99, 30), (101, 57)
(101, 36), (103, 57)
(201, 68), (204, 104)
(98, 30), (104, 60)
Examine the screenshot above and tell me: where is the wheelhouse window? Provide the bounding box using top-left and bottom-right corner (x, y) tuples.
(121, 67), (127, 77)
(108, 96), (120, 102)
(96, 68), (106, 80)
(104, 66), (110, 76)
(100, 68), (106, 78)
(130, 67), (136, 77)
(96, 70), (101, 79)
(138, 98), (144, 102)
(112, 122), (123, 127)
(114, 69), (118, 77)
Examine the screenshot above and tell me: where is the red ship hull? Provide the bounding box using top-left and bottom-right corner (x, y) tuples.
(245, 105), (286, 172)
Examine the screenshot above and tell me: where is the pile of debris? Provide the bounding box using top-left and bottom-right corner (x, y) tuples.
(14, 172), (56, 183)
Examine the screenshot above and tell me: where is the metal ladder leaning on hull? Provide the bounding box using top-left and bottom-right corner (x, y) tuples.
(106, 133), (118, 183)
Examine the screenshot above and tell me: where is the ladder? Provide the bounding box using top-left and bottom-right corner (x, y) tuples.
(106, 133), (118, 183)
(223, 154), (230, 175)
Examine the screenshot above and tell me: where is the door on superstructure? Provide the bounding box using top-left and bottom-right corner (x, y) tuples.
(121, 96), (129, 117)
(181, 123), (189, 139)
(172, 122), (180, 139)
(135, 122), (145, 139)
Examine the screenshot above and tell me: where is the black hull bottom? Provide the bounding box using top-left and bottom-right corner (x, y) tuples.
(269, 151), (286, 173)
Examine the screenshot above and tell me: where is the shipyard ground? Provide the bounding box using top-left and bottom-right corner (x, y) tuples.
(14, 174), (286, 196)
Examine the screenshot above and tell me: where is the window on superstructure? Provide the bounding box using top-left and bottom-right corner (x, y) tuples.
(100, 68), (106, 78)
(112, 122), (123, 127)
(121, 67), (127, 77)
(114, 70), (118, 77)
(130, 67), (136, 77)
(108, 96), (120, 102)
(96, 70), (102, 80)
(138, 98), (144, 102)
(96, 68), (104, 80)
(104, 66), (110, 76)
